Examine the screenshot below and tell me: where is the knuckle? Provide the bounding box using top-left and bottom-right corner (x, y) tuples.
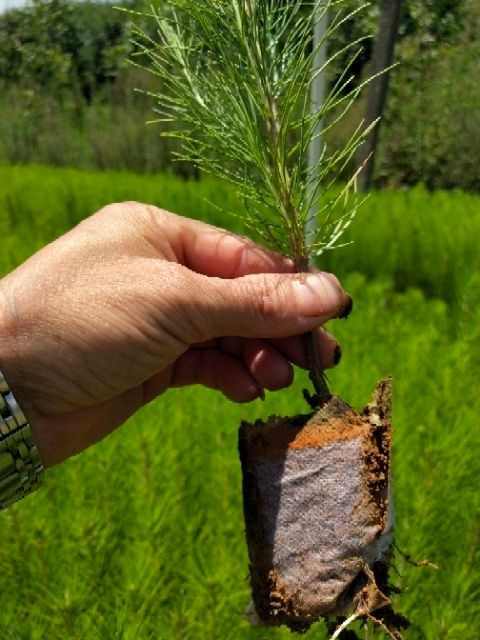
(151, 266), (207, 343)
(96, 202), (168, 227)
(242, 275), (286, 323)
(97, 201), (136, 218)
(142, 204), (170, 226)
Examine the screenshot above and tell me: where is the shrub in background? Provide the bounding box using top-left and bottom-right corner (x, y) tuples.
(0, 0), (477, 191)
(377, 2), (480, 192)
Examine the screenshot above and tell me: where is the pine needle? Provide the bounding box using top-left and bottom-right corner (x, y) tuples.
(132, 0), (374, 267)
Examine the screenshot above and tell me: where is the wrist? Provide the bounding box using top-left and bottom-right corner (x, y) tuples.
(0, 279), (29, 417)
(0, 285), (45, 506)
(0, 368), (44, 508)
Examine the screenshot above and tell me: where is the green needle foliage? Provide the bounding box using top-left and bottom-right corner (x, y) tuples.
(132, 0), (374, 269)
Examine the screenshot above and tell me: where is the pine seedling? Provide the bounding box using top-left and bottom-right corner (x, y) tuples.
(132, 2), (403, 636)
(132, 0), (375, 404)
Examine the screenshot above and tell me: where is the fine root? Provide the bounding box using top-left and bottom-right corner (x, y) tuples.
(329, 614), (360, 640)
(394, 544), (439, 571)
(366, 613), (403, 640)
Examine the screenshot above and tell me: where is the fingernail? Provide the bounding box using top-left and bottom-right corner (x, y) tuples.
(334, 343), (342, 366)
(292, 273), (343, 318)
(338, 295), (353, 319)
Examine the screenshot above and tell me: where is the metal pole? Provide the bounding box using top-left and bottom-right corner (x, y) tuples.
(307, 2), (329, 256)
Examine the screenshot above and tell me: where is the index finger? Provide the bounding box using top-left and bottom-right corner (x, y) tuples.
(160, 209), (295, 278)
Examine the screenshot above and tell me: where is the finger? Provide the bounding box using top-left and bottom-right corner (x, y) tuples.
(217, 332), (338, 385)
(169, 349), (262, 403)
(217, 334), (338, 386)
(242, 340), (294, 391)
(194, 270), (350, 341)
(212, 331), (339, 371)
(271, 328), (340, 370)
(209, 337), (294, 389)
(158, 209), (295, 278)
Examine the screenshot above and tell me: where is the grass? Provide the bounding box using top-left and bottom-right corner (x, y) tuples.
(1, 164), (479, 314)
(0, 164), (246, 274)
(322, 186), (480, 312)
(0, 165), (478, 639)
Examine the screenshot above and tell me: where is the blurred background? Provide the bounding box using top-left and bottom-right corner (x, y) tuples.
(0, 0), (478, 190)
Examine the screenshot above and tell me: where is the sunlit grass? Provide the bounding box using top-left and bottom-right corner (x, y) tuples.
(0, 166), (478, 638)
(1, 165), (479, 315)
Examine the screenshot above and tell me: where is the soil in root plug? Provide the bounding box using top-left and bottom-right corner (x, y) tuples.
(239, 378), (406, 636)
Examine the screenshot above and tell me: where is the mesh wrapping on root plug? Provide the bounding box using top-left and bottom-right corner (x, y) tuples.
(239, 379), (394, 632)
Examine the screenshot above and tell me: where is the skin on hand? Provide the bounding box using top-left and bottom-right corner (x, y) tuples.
(0, 202), (350, 467)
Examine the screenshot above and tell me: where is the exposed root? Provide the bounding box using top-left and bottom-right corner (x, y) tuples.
(394, 544), (439, 570)
(329, 610), (406, 640)
(329, 613), (360, 640)
(365, 613), (403, 640)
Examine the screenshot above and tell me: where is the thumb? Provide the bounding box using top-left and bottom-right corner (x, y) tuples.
(196, 271), (350, 340)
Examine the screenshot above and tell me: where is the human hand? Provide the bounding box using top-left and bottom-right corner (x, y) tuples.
(0, 203), (351, 466)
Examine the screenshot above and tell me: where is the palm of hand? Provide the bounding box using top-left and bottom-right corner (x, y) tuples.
(0, 203), (344, 465)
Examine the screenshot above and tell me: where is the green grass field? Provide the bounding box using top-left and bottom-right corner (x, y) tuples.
(0, 165), (478, 639)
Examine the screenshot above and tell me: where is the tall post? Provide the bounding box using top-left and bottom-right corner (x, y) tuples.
(357, 0), (403, 191)
(307, 2), (329, 258)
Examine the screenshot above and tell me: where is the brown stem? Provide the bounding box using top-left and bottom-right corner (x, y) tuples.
(304, 331), (331, 407)
(252, 25), (330, 408)
(295, 258), (332, 407)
